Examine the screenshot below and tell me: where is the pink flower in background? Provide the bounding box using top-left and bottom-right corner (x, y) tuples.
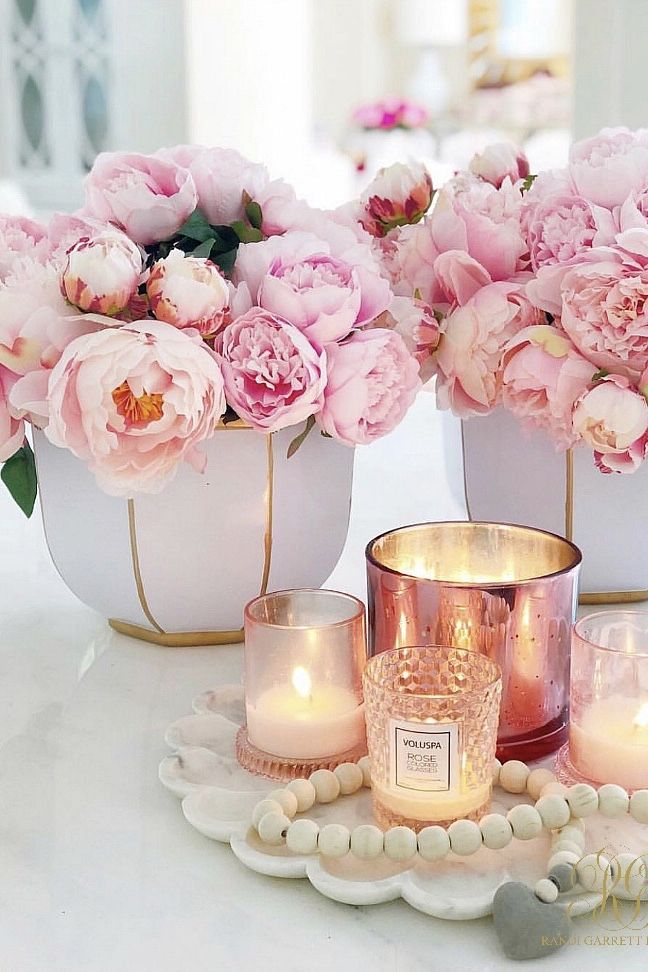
(147, 248), (230, 337)
(386, 295), (440, 383)
(560, 246), (648, 379)
(469, 142), (530, 188)
(352, 98), (428, 131)
(359, 162), (433, 237)
(257, 252), (390, 348)
(216, 308), (325, 432)
(61, 230), (143, 316)
(501, 324), (595, 448)
(0, 215), (49, 281)
(572, 374), (648, 472)
(435, 281), (540, 417)
(317, 328), (420, 445)
(0, 375), (24, 461)
(83, 152), (197, 245)
(162, 145), (269, 226)
(429, 176), (528, 281)
(46, 320), (226, 496)
(569, 127), (648, 209)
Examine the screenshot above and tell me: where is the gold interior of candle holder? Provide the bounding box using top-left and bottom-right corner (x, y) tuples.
(245, 588), (365, 630)
(367, 521), (581, 586)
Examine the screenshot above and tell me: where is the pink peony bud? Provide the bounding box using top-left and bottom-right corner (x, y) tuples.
(60, 231), (143, 316)
(469, 142), (530, 188)
(572, 374), (648, 472)
(147, 248), (230, 337)
(360, 162), (433, 237)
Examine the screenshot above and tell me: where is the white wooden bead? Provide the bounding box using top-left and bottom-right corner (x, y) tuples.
(576, 853), (612, 893)
(350, 824), (384, 860)
(357, 755), (372, 788)
(334, 762), (364, 795)
(535, 794), (571, 830)
(499, 760), (530, 794)
(551, 839), (585, 857)
(417, 825), (451, 862)
(448, 819), (482, 856)
(384, 826), (418, 862)
(535, 878), (559, 903)
(286, 818), (319, 855)
(629, 789), (648, 824)
(268, 789), (298, 818)
(613, 853), (647, 897)
(597, 783), (629, 819)
(526, 768), (556, 801)
(507, 804), (543, 841)
(318, 824), (350, 858)
(309, 769), (341, 804)
(257, 810), (291, 845)
(554, 826), (586, 849)
(540, 781), (568, 798)
(566, 783), (599, 817)
(252, 799), (283, 828)
(479, 813), (513, 850)
(286, 778), (317, 813)
(558, 816), (585, 835)
(491, 758), (502, 786)
(547, 850), (581, 872)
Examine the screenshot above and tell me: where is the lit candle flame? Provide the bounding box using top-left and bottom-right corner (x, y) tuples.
(633, 702), (648, 731)
(292, 666), (312, 702)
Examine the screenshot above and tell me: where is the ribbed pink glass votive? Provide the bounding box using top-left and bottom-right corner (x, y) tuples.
(236, 589), (368, 781)
(363, 645), (501, 830)
(556, 611), (648, 791)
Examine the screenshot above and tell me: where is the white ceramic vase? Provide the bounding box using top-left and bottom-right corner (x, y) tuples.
(34, 426), (354, 645)
(461, 408), (648, 602)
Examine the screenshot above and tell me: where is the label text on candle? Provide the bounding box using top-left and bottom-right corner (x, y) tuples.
(389, 718), (459, 792)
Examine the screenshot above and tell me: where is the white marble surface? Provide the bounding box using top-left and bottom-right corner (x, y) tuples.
(1, 396), (646, 970)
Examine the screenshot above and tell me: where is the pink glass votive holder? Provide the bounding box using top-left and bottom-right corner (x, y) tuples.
(363, 645), (502, 830)
(236, 589), (368, 781)
(556, 611), (648, 792)
(366, 522), (582, 761)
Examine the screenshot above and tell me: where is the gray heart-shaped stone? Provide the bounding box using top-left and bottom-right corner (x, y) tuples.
(493, 882), (571, 961)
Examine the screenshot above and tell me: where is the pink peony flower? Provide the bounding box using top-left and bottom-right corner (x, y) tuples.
(0, 215), (49, 281)
(385, 295), (440, 383)
(359, 161), (433, 237)
(216, 307), (326, 432)
(46, 320), (226, 496)
(60, 230), (143, 316)
(560, 245), (648, 379)
(83, 152), (197, 245)
(435, 281), (540, 417)
(469, 142), (530, 188)
(569, 127), (648, 209)
(384, 219), (443, 303)
(257, 252), (390, 348)
(253, 179), (311, 236)
(572, 374), (648, 472)
(147, 248), (230, 337)
(161, 145), (269, 226)
(501, 324), (595, 448)
(0, 374), (24, 462)
(525, 193), (615, 272)
(48, 212), (115, 264)
(317, 328), (421, 445)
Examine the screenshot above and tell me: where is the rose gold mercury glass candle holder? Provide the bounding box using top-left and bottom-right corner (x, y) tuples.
(236, 589), (368, 781)
(366, 522), (582, 761)
(556, 611), (648, 792)
(363, 645), (502, 830)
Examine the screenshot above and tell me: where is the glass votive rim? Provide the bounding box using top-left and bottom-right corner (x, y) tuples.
(366, 520), (582, 586)
(364, 644), (502, 700)
(573, 610), (648, 657)
(244, 588), (365, 632)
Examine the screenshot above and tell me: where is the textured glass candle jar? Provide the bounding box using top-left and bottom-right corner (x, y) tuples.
(366, 522), (581, 761)
(556, 611), (648, 791)
(363, 645), (501, 830)
(236, 589), (367, 781)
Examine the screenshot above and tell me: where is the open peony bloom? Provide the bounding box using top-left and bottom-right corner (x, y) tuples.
(317, 328), (421, 445)
(147, 248), (230, 337)
(359, 161), (433, 237)
(572, 375), (648, 473)
(0, 215), (49, 281)
(569, 127), (648, 210)
(216, 307), (326, 433)
(45, 320), (226, 496)
(386, 295), (440, 383)
(61, 230), (143, 316)
(469, 142), (530, 189)
(83, 152), (197, 245)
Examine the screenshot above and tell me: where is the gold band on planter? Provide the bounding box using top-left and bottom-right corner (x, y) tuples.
(109, 431), (275, 647)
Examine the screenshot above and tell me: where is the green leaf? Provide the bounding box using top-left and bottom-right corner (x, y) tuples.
(212, 248), (238, 274)
(245, 200), (263, 230)
(521, 173), (537, 193)
(176, 209), (213, 242)
(231, 220), (264, 244)
(287, 416), (316, 458)
(192, 238), (216, 258)
(1, 440), (37, 517)
(592, 369), (609, 382)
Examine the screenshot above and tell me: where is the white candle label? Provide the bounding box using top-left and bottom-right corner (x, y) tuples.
(389, 719), (459, 792)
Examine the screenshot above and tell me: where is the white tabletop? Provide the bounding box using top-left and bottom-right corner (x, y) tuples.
(2, 397), (646, 971)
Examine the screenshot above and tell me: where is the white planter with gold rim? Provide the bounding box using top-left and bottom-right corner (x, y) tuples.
(461, 408), (648, 603)
(34, 425), (354, 645)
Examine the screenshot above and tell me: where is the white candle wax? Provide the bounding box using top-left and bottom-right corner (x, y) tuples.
(570, 695), (648, 790)
(373, 779), (491, 823)
(246, 670), (365, 759)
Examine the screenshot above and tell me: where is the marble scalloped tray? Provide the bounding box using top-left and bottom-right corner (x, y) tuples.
(159, 685), (648, 921)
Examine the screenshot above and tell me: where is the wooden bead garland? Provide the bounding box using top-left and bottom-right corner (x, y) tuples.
(251, 758), (648, 904)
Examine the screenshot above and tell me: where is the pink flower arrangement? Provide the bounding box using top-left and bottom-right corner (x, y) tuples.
(352, 98), (429, 132)
(0, 148), (424, 507)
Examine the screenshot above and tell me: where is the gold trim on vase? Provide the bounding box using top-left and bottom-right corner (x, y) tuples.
(108, 619), (244, 646)
(126, 498), (165, 634)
